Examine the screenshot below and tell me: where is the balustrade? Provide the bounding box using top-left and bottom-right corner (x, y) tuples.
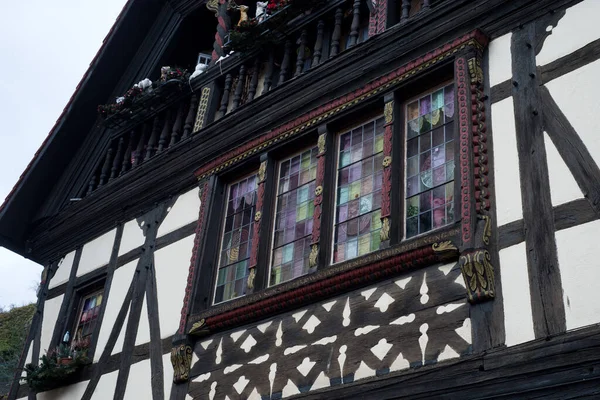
(84, 0), (435, 198)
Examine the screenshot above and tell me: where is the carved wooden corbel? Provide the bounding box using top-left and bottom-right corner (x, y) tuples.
(459, 249), (495, 303)
(171, 344), (193, 383)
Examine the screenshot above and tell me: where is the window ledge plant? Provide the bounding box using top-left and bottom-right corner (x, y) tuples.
(22, 337), (91, 393)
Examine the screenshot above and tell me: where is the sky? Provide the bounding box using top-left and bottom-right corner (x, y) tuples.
(0, 0), (128, 309)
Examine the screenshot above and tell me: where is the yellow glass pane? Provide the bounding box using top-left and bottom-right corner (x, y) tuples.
(358, 234), (370, 255)
(375, 136), (384, 153)
(296, 203), (308, 222)
(350, 181), (361, 200)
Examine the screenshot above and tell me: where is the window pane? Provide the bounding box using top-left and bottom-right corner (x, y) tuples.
(270, 147), (319, 286)
(215, 174), (258, 303)
(334, 118), (385, 263)
(405, 84), (455, 238)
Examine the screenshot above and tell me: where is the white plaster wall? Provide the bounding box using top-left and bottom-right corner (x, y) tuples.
(556, 220), (600, 330)
(491, 98), (522, 226)
(544, 132), (582, 207)
(40, 295), (64, 354)
(157, 187), (200, 238)
(135, 294), (150, 346)
(94, 259), (138, 361)
(37, 380), (89, 400)
(21, 342), (33, 378)
(123, 359), (153, 400)
(154, 234), (196, 338)
(112, 310), (130, 357)
(545, 59), (600, 168)
(90, 370), (118, 400)
(77, 229), (117, 277)
(49, 251), (76, 289)
(499, 243), (535, 347)
(163, 352), (174, 400)
(537, 0), (600, 66)
(119, 218), (146, 256)
(488, 32), (512, 86)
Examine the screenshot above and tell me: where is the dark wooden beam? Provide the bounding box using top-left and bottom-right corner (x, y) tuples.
(511, 23), (565, 337)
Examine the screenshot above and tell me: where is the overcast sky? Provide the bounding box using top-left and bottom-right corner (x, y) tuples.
(0, 0), (127, 309)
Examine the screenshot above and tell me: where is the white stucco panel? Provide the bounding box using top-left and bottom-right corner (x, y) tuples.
(154, 234), (195, 338)
(499, 243), (535, 347)
(49, 251), (76, 289)
(556, 220), (600, 330)
(545, 59), (600, 168)
(488, 32), (512, 86)
(124, 359), (153, 400)
(90, 369), (118, 400)
(119, 218), (146, 256)
(78, 229), (117, 277)
(491, 98), (522, 226)
(40, 295), (64, 355)
(163, 352), (174, 399)
(95, 259), (138, 361)
(135, 294), (150, 346)
(544, 131), (582, 206)
(37, 379), (89, 400)
(157, 187), (200, 238)
(21, 341), (33, 378)
(537, 0), (600, 66)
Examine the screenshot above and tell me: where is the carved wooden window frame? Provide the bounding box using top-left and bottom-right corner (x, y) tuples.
(180, 30), (491, 340)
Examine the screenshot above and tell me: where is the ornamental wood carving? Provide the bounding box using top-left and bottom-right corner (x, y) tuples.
(380, 99), (394, 241)
(310, 132), (327, 268)
(459, 249), (495, 303)
(171, 344), (193, 383)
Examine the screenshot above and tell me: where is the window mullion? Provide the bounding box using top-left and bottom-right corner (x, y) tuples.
(252, 154), (277, 292)
(314, 125), (336, 269)
(382, 93), (395, 245)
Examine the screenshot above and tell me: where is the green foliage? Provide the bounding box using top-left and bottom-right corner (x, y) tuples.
(22, 352), (89, 393)
(0, 304), (35, 396)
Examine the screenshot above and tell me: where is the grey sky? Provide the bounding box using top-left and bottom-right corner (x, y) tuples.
(0, 0), (127, 308)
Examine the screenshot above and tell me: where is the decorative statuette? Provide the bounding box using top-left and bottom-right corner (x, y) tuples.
(256, 1), (268, 22)
(309, 244), (319, 268)
(258, 160), (267, 182)
(382, 156), (392, 168)
(315, 186), (323, 197)
(160, 66), (171, 82)
(254, 211), (262, 222)
(237, 5), (249, 26)
(384, 101), (394, 123)
(459, 249), (495, 303)
(380, 217), (390, 241)
(317, 133), (326, 155)
(171, 344), (193, 383)
(247, 267), (256, 289)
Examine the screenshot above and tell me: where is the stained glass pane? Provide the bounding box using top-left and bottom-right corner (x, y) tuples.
(405, 84), (455, 238)
(270, 147), (319, 286)
(334, 117), (385, 263)
(215, 174), (258, 303)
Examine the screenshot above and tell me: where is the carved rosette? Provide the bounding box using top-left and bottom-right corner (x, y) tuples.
(178, 179), (210, 334)
(310, 133), (327, 267)
(459, 249), (495, 303)
(380, 100), (393, 241)
(171, 344), (193, 383)
(249, 161), (267, 271)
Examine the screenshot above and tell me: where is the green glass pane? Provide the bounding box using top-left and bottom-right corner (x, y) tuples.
(375, 136), (384, 153)
(217, 268), (226, 285)
(296, 203), (308, 222)
(339, 187), (349, 205)
(236, 262), (246, 279)
(350, 181), (361, 200)
(283, 244), (294, 263)
(340, 152), (351, 168)
(407, 196), (419, 217)
(371, 230), (381, 251)
(358, 234), (370, 255)
(371, 211), (382, 230)
(307, 201), (315, 218)
(432, 89), (444, 109)
(297, 186), (309, 203)
(301, 151), (311, 169)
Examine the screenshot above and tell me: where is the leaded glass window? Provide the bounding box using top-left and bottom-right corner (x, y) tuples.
(405, 84), (455, 238)
(333, 117), (384, 263)
(215, 174), (258, 304)
(270, 147), (318, 285)
(74, 290), (103, 341)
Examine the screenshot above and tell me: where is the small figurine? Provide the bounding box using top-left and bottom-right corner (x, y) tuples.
(190, 63), (209, 80)
(160, 66), (170, 82)
(237, 5), (249, 26)
(256, 1), (268, 22)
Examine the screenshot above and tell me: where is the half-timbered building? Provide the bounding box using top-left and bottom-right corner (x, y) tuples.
(3, 0), (600, 398)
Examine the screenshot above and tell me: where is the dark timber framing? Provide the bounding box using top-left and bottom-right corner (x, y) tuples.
(511, 23), (566, 337)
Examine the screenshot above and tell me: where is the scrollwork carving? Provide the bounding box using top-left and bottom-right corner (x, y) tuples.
(171, 344), (193, 383)
(459, 249), (495, 303)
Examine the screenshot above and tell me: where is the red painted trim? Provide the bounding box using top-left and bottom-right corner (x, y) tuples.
(249, 181), (265, 268)
(456, 57), (472, 245)
(195, 30), (488, 180)
(178, 180), (210, 334)
(381, 122), (393, 218)
(204, 244), (442, 333)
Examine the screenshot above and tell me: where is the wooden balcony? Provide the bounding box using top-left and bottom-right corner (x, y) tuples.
(84, 0), (435, 197)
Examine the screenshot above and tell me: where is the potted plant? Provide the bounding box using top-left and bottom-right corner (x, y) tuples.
(56, 343), (73, 366)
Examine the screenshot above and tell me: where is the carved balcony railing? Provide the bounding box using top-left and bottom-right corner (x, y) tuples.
(84, 0), (434, 198)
